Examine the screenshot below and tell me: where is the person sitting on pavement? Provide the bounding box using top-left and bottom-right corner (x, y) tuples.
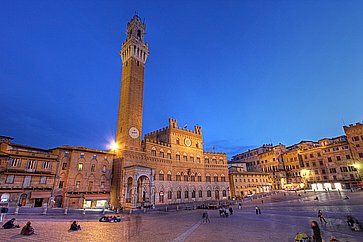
(20, 221), (35, 236)
(69, 221), (81, 231)
(2, 218), (20, 229)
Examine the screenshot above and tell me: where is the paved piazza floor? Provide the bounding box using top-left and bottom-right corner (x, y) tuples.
(1, 191), (363, 242)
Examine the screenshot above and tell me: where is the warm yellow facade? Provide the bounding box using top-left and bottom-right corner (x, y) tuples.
(229, 166), (272, 198)
(231, 123), (363, 191)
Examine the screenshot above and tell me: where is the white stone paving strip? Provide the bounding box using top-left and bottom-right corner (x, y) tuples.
(171, 221), (202, 242)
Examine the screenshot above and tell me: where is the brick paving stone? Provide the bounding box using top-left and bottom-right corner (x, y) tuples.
(0, 191), (362, 242)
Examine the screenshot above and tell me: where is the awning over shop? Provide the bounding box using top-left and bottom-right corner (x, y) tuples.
(30, 191), (51, 199)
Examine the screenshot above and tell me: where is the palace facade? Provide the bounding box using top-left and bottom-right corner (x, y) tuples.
(111, 16), (229, 209)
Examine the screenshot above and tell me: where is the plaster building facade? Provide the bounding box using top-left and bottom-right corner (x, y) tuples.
(0, 136), (58, 207)
(50, 146), (114, 209)
(111, 16), (229, 209)
(230, 123), (363, 193)
(229, 166), (272, 198)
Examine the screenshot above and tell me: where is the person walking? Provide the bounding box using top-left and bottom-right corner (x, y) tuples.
(203, 211), (210, 223)
(238, 203), (242, 210)
(0, 205), (8, 222)
(228, 206), (233, 215)
(255, 206), (259, 215)
(311, 221), (322, 242)
(318, 210), (327, 224)
(258, 207), (261, 214)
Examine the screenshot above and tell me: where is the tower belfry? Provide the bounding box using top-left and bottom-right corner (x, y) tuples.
(116, 15), (149, 150)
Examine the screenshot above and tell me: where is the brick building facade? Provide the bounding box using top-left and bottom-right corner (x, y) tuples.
(111, 16), (229, 209)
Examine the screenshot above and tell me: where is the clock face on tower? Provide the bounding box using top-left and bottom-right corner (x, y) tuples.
(129, 127), (140, 139)
(184, 138), (192, 147)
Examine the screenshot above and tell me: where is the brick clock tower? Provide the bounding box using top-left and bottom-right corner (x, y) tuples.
(111, 15), (149, 208)
(116, 15), (149, 150)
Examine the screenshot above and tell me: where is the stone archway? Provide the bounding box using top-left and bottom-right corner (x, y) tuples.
(137, 175), (151, 205)
(126, 177), (133, 203)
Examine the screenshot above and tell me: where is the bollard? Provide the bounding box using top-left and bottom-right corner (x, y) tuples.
(64, 208), (68, 215)
(102, 208), (106, 215)
(165, 206), (168, 212)
(176, 205), (179, 211)
(42, 207), (47, 215)
(14, 206), (19, 215)
(83, 208), (86, 215)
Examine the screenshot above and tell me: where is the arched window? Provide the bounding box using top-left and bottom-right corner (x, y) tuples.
(184, 173), (189, 181)
(159, 170), (164, 181)
(215, 190), (220, 200)
(206, 174), (211, 182)
(222, 190), (227, 197)
(151, 147), (156, 156)
(159, 191), (164, 203)
(176, 172), (181, 181)
(167, 191), (172, 199)
(207, 190), (212, 197)
(177, 190), (181, 199)
(214, 174), (218, 182)
(191, 173), (195, 182)
(184, 190), (189, 199)
(159, 149), (164, 158)
(196, 156), (201, 163)
(167, 151), (172, 159)
(167, 171), (172, 181)
(183, 153), (188, 161)
(102, 165), (106, 173)
(192, 190), (196, 198)
(91, 164), (95, 172)
(190, 155), (194, 162)
(176, 153), (180, 161)
(221, 174), (226, 182)
(198, 190), (203, 198)
(205, 157), (209, 163)
(198, 173), (202, 182)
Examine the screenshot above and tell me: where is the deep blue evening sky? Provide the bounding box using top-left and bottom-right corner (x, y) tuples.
(1, 1), (363, 157)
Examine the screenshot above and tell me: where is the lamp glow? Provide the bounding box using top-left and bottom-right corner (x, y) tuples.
(109, 141), (119, 151)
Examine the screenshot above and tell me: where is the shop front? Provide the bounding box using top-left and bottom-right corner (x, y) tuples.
(30, 191), (52, 207)
(82, 194), (110, 209)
